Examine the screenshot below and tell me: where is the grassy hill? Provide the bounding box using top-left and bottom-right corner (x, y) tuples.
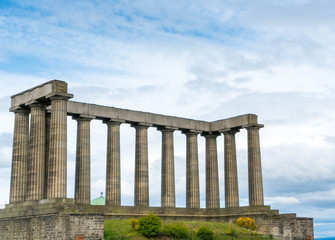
(104, 219), (273, 240)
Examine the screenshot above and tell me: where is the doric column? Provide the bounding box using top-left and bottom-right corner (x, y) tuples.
(247, 124), (264, 206)
(159, 127), (176, 208)
(47, 94), (72, 199)
(44, 111), (51, 199)
(184, 131), (200, 208)
(10, 107), (30, 203)
(223, 129), (239, 208)
(133, 124), (150, 207)
(105, 120), (123, 206)
(27, 102), (47, 201)
(74, 116), (93, 204)
(204, 133), (220, 209)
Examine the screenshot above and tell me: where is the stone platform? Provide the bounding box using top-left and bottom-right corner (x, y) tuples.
(0, 199), (104, 240)
(0, 199), (313, 240)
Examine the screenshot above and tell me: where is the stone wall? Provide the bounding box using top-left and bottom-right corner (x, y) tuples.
(235, 214), (314, 240)
(0, 212), (104, 240)
(268, 216), (314, 240)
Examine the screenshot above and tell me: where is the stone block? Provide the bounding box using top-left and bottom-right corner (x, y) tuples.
(145, 113), (172, 127)
(11, 80), (70, 110)
(89, 104), (118, 119)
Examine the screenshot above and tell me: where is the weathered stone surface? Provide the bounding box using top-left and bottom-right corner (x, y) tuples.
(44, 112), (51, 199)
(223, 129), (239, 208)
(247, 125), (264, 206)
(74, 117), (93, 205)
(0, 212), (104, 240)
(26, 103), (46, 201)
(185, 131), (200, 208)
(67, 101), (258, 132)
(211, 114), (258, 130)
(160, 128), (176, 208)
(47, 95), (71, 199)
(133, 124), (149, 207)
(10, 108), (30, 203)
(105, 120), (122, 206)
(204, 133), (220, 209)
(10, 80), (72, 110)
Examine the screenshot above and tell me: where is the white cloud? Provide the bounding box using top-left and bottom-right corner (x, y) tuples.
(265, 196), (300, 205)
(1, 0), (335, 237)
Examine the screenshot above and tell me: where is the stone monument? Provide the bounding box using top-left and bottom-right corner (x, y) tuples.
(0, 80), (313, 239)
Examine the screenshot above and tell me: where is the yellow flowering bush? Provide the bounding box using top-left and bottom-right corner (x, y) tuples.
(129, 217), (139, 231)
(235, 217), (257, 230)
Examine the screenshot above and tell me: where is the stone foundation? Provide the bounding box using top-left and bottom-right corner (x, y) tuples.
(0, 199), (312, 240)
(0, 200), (104, 240)
(245, 214), (314, 240)
(0, 213), (104, 240)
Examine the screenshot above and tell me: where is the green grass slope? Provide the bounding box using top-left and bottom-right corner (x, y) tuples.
(105, 219), (274, 240)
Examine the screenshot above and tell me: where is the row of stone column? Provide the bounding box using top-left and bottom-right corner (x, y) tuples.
(10, 95), (70, 203)
(97, 121), (264, 208)
(10, 104), (264, 208)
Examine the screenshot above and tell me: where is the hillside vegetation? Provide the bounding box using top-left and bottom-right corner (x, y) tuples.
(104, 217), (273, 240)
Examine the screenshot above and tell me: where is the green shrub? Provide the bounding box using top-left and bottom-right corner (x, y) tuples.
(235, 217), (257, 230)
(226, 227), (238, 238)
(104, 232), (112, 240)
(138, 213), (162, 237)
(162, 222), (190, 239)
(196, 226), (214, 240)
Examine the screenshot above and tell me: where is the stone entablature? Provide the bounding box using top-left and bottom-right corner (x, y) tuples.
(10, 80), (259, 132)
(10, 80), (72, 110)
(67, 101), (259, 132)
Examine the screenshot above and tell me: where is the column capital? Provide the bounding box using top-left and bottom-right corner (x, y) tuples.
(157, 126), (178, 132)
(103, 119), (125, 125)
(46, 92), (73, 101)
(72, 115), (95, 122)
(221, 128), (240, 135)
(131, 123), (152, 129)
(12, 106), (30, 114)
(244, 124), (264, 130)
(182, 129), (201, 136)
(201, 132), (221, 138)
(26, 100), (48, 108)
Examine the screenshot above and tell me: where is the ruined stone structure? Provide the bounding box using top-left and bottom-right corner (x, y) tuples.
(0, 80), (313, 240)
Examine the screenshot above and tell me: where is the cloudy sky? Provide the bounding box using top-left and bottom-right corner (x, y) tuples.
(1, 0), (335, 238)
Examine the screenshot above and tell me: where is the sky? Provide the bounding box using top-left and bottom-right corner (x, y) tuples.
(0, 0), (335, 238)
